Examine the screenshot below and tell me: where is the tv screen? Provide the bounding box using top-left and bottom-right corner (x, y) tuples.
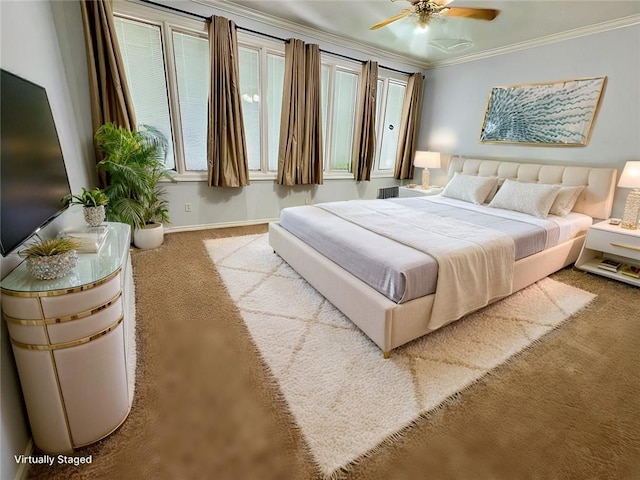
(1, 69), (72, 256)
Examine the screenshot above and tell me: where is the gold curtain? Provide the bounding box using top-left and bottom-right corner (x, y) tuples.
(80, 0), (137, 187)
(207, 16), (250, 187)
(352, 61), (378, 181)
(277, 39), (323, 186)
(394, 73), (424, 180)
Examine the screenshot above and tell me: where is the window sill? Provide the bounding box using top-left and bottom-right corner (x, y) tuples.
(169, 172), (279, 182)
(369, 172), (396, 180)
(170, 172), (207, 182)
(168, 171), (396, 183)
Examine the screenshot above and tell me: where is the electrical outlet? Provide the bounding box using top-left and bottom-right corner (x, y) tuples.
(184, 203), (192, 212)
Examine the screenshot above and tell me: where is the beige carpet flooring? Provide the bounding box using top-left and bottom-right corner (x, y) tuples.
(26, 225), (640, 480)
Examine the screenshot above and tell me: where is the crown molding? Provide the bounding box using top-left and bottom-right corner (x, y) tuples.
(159, 2), (638, 71)
(425, 14), (640, 68)
(191, 0), (429, 70)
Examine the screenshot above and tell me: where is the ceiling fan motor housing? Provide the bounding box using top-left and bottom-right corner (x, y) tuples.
(414, 1), (448, 27)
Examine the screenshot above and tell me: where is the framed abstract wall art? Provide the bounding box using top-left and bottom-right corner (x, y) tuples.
(479, 77), (607, 146)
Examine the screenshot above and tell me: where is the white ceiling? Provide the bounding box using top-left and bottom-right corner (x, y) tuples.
(210, 0), (640, 67)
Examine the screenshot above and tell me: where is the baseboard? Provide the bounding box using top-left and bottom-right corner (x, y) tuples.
(14, 439), (33, 480)
(165, 218), (278, 234)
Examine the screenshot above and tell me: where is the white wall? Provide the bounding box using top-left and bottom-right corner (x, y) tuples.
(417, 24), (640, 217)
(165, 177), (402, 229)
(0, 2), (92, 479)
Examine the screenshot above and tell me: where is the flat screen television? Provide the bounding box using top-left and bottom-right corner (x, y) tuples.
(1, 69), (72, 256)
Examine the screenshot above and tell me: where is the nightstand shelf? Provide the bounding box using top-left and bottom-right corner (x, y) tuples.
(575, 221), (640, 287)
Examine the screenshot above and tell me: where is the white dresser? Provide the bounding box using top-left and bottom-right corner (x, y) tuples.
(1, 223), (135, 453)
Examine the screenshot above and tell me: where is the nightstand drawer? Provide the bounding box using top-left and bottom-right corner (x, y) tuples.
(585, 228), (640, 261)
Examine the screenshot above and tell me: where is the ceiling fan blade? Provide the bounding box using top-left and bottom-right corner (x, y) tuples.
(445, 7), (499, 21)
(370, 9), (411, 30)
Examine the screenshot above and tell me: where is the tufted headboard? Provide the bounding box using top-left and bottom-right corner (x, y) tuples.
(447, 157), (617, 219)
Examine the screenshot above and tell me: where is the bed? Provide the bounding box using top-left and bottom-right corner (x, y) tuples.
(269, 157), (617, 357)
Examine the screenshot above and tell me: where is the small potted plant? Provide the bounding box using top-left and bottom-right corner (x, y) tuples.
(132, 166), (172, 249)
(63, 187), (109, 227)
(20, 237), (81, 280)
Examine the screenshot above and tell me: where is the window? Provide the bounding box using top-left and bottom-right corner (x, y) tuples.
(321, 63), (407, 176)
(173, 31), (208, 171)
(238, 47), (261, 171)
(377, 80), (407, 171)
(325, 68), (359, 172)
(267, 54), (285, 172)
(114, 4), (409, 180)
(375, 79), (384, 131)
(114, 17), (175, 170)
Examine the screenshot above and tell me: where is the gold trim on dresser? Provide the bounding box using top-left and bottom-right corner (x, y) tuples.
(10, 315), (124, 351)
(73, 405), (133, 450)
(39, 299), (76, 449)
(3, 292), (122, 325)
(0, 268), (121, 298)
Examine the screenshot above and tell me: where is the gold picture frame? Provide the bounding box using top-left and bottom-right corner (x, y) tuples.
(479, 76), (607, 146)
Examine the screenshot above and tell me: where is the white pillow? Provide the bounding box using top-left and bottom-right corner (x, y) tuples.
(442, 173), (498, 205)
(549, 186), (584, 217)
(488, 179), (561, 218)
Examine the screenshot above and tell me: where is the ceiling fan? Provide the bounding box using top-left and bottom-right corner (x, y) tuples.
(370, 0), (500, 30)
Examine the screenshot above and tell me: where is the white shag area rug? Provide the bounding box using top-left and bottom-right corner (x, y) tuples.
(205, 234), (596, 478)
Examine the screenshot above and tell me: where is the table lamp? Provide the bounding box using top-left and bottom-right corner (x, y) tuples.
(413, 151), (441, 189)
(618, 161), (640, 230)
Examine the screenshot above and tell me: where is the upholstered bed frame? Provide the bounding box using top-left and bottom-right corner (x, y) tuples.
(269, 158), (617, 357)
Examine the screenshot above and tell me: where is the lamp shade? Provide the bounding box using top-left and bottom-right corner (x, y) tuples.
(414, 151), (441, 169)
(618, 161), (640, 189)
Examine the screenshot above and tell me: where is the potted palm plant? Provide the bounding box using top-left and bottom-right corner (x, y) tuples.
(94, 123), (173, 249)
(62, 187), (108, 227)
(133, 166), (172, 249)
(20, 237), (81, 280)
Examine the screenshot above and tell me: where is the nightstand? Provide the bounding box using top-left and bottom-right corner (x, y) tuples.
(575, 221), (640, 287)
(398, 186), (443, 198)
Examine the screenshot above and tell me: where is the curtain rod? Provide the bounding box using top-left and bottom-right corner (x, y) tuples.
(137, 0), (415, 76)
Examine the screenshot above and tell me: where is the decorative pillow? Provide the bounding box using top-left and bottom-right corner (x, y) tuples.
(488, 179), (561, 218)
(549, 186), (585, 217)
(441, 173), (498, 205)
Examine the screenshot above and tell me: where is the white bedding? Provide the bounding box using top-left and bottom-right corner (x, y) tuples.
(424, 195), (593, 244)
(280, 196), (592, 305)
(317, 200), (515, 329)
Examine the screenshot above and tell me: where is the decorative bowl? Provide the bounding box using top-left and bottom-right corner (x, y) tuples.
(26, 250), (79, 280)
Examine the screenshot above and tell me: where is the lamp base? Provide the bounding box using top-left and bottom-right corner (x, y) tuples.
(421, 169), (430, 190)
(621, 189), (640, 230)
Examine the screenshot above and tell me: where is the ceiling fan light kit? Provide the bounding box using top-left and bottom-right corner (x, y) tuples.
(371, 0), (499, 31)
